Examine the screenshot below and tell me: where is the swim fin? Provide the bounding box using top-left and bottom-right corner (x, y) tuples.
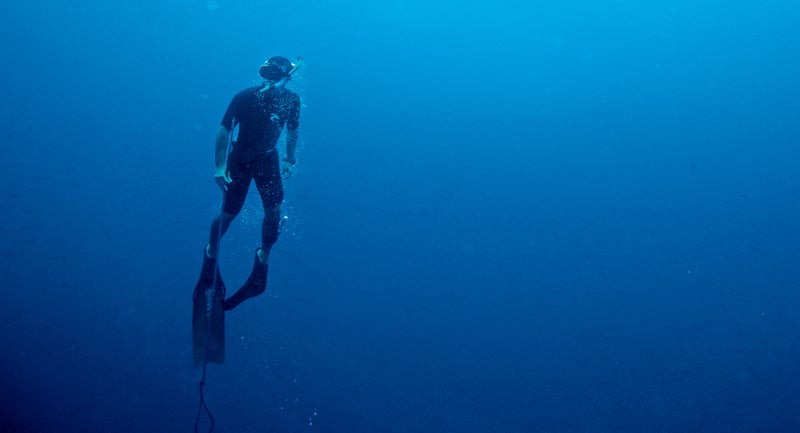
(192, 251), (226, 368)
(224, 249), (268, 311)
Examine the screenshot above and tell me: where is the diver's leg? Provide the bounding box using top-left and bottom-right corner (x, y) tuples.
(207, 213), (235, 257)
(206, 162), (251, 258)
(259, 205), (283, 262)
(223, 154), (283, 310)
(254, 152), (285, 263)
(222, 205), (280, 310)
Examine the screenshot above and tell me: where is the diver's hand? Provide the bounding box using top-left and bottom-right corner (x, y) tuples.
(281, 159), (295, 180)
(214, 166), (232, 191)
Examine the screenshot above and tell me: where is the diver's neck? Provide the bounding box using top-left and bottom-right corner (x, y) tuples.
(260, 81), (286, 92)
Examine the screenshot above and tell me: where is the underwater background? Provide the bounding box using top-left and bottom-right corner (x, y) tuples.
(2, 0), (799, 432)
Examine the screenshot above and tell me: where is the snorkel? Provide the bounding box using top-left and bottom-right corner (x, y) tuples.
(259, 56), (304, 92)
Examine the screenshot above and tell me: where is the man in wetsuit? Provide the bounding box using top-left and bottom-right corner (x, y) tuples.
(201, 56), (301, 311)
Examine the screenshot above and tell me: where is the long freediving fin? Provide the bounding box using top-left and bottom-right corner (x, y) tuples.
(192, 251), (226, 368)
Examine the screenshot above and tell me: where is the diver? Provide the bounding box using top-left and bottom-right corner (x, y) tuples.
(198, 55), (302, 311)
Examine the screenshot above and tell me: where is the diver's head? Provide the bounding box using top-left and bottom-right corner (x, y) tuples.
(258, 56), (293, 83)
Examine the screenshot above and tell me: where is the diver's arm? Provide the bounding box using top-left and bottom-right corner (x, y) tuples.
(214, 126), (232, 191)
(215, 126), (230, 169)
(281, 128), (299, 180)
(285, 128), (298, 164)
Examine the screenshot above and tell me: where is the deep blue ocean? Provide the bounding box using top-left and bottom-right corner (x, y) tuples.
(2, 1), (799, 432)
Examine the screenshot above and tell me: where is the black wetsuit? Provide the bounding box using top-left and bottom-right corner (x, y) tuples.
(209, 85), (300, 252)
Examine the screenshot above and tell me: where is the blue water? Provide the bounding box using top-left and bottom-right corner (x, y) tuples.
(2, 1), (799, 432)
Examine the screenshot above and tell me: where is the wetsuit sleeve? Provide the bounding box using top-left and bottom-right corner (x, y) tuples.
(286, 93), (300, 131)
(220, 93), (241, 130)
